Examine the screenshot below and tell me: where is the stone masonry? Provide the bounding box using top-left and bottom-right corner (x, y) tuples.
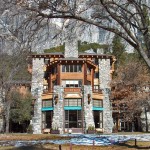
(52, 86), (64, 132)
(99, 59), (113, 133)
(31, 58), (44, 134)
(83, 85), (95, 131)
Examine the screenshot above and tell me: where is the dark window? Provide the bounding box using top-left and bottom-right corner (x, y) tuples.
(94, 72), (99, 78)
(74, 65), (77, 72)
(62, 65), (65, 72)
(66, 65), (69, 72)
(62, 65), (82, 72)
(78, 65), (82, 72)
(70, 65), (73, 72)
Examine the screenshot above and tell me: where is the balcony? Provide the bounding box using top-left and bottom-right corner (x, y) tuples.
(64, 87), (81, 93)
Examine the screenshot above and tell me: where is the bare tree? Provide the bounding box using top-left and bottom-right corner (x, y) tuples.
(10, 0), (150, 68)
(111, 54), (150, 131)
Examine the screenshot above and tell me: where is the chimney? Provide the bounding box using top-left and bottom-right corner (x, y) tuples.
(63, 19), (78, 58)
(64, 40), (78, 58)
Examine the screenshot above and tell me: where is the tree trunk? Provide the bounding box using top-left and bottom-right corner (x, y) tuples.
(5, 103), (10, 133)
(138, 45), (150, 69)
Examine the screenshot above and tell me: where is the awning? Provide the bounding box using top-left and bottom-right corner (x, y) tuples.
(64, 106), (82, 110)
(41, 107), (54, 111)
(92, 107), (104, 111)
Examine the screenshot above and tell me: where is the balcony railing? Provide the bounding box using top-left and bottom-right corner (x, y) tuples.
(93, 89), (103, 94)
(64, 87), (81, 93)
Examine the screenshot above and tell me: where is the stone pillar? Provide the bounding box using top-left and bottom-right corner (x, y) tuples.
(83, 85), (95, 131)
(99, 59), (113, 133)
(31, 58), (44, 134)
(52, 86), (64, 133)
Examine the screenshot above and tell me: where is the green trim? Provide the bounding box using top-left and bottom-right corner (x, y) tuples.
(93, 107), (104, 111)
(64, 106), (82, 110)
(42, 107), (54, 111)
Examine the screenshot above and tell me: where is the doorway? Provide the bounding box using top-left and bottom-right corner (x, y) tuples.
(42, 111), (53, 129)
(65, 110), (82, 128)
(93, 111), (103, 128)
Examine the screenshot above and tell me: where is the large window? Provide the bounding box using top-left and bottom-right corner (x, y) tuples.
(62, 65), (82, 72)
(65, 99), (82, 106)
(42, 100), (53, 107)
(93, 99), (103, 107)
(62, 80), (82, 87)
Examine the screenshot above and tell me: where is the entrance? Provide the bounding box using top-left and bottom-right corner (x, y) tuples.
(93, 111), (103, 128)
(65, 110), (82, 128)
(42, 111), (53, 129)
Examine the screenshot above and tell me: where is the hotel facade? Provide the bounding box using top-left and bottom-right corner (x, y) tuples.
(30, 42), (115, 134)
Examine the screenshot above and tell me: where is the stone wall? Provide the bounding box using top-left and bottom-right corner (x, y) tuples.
(31, 58), (44, 134)
(52, 86), (64, 133)
(83, 85), (95, 131)
(99, 59), (113, 133)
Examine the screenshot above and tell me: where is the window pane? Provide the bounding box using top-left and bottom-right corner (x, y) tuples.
(62, 65), (65, 72)
(66, 65), (69, 72)
(93, 100), (102, 107)
(78, 65), (82, 72)
(74, 65), (77, 72)
(42, 100), (53, 107)
(70, 65), (73, 72)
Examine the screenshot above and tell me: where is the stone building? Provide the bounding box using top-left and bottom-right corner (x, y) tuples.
(30, 43), (116, 134)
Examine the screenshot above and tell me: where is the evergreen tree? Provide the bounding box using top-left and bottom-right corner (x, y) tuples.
(112, 34), (126, 65)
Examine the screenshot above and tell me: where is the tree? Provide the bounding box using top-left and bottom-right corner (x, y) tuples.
(111, 53), (150, 131)
(0, 52), (31, 133)
(10, 91), (32, 132)
(112, 34), (126, 65)
(2, 1), (150, 67)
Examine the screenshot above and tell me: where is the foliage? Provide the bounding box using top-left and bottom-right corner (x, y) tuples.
(111, 34), (126, 65)
(44, 41), (109, 53)
(111, 52), (150, 122)
(78, 41), (109, 52)
(10, 91), (32, 124)
(27, 124), (33, 134)
(88, 125), (95, 130)
(44, 44), (65, 53)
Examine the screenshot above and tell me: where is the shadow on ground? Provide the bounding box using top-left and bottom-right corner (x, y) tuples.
(11, 144), (57, 150)
(118, 143), (150, 149)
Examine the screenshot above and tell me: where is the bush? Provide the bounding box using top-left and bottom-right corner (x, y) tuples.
(27, 124), (33, 134)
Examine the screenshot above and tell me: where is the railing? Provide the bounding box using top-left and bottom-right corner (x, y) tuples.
(64, 87), (81, 93)
(93, 89), (103, 94)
